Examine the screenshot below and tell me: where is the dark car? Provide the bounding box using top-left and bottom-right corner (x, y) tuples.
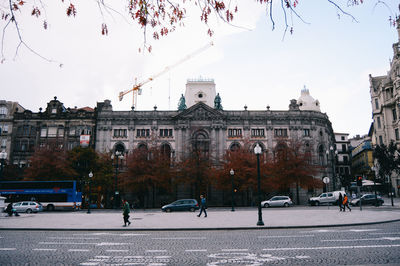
(350, 194), (384, 206)
(161, 199), (199, 212)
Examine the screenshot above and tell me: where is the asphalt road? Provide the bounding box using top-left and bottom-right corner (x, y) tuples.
(1, 221), (400, 265)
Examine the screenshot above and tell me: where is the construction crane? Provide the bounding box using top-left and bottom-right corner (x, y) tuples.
(119, 41), (214, 109)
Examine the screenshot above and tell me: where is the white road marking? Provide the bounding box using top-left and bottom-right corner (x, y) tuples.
(263, 244), (400, 251)
(68, 249), (90, 252)
(81, 255), (170, 265)
(39, 242), (131, 246)
(258, 235), (314, 238)
(152, 237), (206, 240)
(186, 249), (208, 252)
(322, 237), (400, 242)
(74, 233), (149, 236)
(33, 248), (57, 251)
(300, 229), (380, 233)
(370, 232), (400, 235)
(49, 237), (100, 240)
(105, 249), (129, 252)
(0, 248), (16, 251)
(146, 250), (167, 253)
(221, 249), (249, 252)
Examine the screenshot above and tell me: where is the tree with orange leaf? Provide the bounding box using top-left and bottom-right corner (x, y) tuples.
(268, 138), (322, 204)
(119, 146), (174, 208)
(0, 1), (389, 61)
(24, 141), (77, 181)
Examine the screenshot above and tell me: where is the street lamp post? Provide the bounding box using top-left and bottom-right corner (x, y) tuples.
(87, 171), (93, 214)
(230, 168), (235, 212)
(254, 143), (264, 226)
(0, 150), (7, 180)
(111, 151), (124, 209)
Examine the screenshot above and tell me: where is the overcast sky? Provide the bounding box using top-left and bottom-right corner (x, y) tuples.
(0, 0), (398, 138)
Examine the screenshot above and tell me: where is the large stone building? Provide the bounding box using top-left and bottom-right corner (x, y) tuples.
(95, 79), (336, 204)
(0, 100), (25, 162)
(11, 97), (96, 168)
(369, 18), (400, 196)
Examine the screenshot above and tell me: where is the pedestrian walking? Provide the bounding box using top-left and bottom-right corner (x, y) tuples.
(122, 199), (131, 226)
(338, 193), (344, 211)
(342, 193), (351, 212)
(197, 195), (207, 218)
(5, 203), (19, 216)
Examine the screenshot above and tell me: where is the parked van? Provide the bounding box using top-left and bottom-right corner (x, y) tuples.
(308, 191), (345, 206)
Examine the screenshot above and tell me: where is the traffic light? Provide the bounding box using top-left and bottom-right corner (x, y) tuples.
(357, 176), (363, 187)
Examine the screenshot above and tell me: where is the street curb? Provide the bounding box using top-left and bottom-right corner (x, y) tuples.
(1, 218), (400, 231)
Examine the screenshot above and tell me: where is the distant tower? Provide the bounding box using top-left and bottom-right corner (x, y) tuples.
(297, 85), (321, 112)
(184, 77), (216, 108)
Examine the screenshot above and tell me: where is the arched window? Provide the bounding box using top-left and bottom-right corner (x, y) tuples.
(160, 143), (171, 159)
(114, 143), (125, 154)
(229, 142), (241, 151)
(192, 130), (209, 158)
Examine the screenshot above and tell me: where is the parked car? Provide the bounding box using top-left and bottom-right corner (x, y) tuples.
(261, 196), (293, 208)
(12, 201), (43, 213)
(351, 194), (384, 206)
(308, 191), (345, 206)
(161, 199), (199, 212)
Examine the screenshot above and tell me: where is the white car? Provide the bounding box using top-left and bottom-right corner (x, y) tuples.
(12, 201), (43, 213)
(261, 196), (293, 208)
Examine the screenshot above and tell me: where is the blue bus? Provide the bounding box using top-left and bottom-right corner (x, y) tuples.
(0, 181), (82, 211)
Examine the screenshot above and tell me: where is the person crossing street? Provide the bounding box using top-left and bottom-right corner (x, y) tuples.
(197, 195), (207, 218)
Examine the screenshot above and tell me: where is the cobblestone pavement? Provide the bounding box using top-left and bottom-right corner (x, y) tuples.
(0, 221), (400, 265)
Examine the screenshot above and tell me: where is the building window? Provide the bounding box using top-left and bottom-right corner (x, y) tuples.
(136, 129), (150, 138)
(395, 128), (399, 141)
(274, 128), (288, 137)
(51, 108), (57, 114)
(69, 127), (76, 136)
(392, 108), (397, 121)
(114, 129), (127, 138)
(159, 129), (173, 137)
(0, 106), (7, 117)
(341, 136), (345, 140)
(48, 127), (57, 137)
(377, 117), (381, 129)
(228, 128), (242, 138)
(375, 98), (379, 110)
(251, 128), (265, 137)
(379, 135), (383, 145)
(303, 129), (310, 137)
(341, 144), (347, 152)
(58, 126), (64, 137)
(1, 139), (6, 148)
(40, 127), (47, 137)
(343, 156), (348, 164)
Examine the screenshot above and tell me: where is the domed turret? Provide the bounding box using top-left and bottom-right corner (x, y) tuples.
(297, 86), (321, 112)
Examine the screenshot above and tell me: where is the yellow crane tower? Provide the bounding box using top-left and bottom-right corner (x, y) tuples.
(119, 41), (214, 109)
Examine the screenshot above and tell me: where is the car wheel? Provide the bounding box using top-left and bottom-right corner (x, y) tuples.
(26, 209), (32, 214)
(47, 205), (55, 211)
(264, 203), (269, 208)
(315, 201), (320, 206)
(165, 208), (172, 213)
(189, 207), (195, 212)
(284, 203), (289, 207)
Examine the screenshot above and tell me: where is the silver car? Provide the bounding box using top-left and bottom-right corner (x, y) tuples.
(12, 201), (43, 213)
(261, 196), (293, 208)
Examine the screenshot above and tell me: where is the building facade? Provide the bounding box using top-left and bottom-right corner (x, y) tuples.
(334, 133), (352, 189)
(11, 97), (96, 168)
(0, 100), (25, 162)
(95, 80), (336, 204)
(369, 18), (400, 196)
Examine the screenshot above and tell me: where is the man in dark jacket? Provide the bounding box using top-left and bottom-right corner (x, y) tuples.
(122, 199), (131, 226)
(197, 195), (207, 218)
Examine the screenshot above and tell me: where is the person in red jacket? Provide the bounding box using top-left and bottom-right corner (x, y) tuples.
(342, 194), (351, 212)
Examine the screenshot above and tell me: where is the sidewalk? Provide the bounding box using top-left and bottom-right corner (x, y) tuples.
(1, 206), (400, 231)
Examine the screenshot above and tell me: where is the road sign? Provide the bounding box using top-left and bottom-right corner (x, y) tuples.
(323, 177), (330, 184)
